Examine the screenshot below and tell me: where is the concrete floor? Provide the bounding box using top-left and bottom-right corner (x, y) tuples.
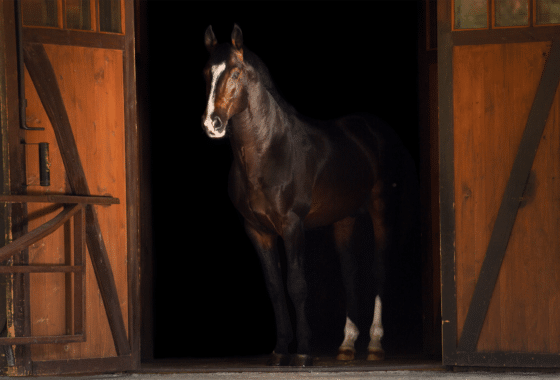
(37, 371), (560, 380)
(27, 356), (560, 379)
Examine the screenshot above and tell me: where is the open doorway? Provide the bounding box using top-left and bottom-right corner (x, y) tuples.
(138, 0), (438, 367)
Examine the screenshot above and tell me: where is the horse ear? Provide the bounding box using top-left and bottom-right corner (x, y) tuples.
(205, 25), (217, 52)
(231, 23), (243, 51)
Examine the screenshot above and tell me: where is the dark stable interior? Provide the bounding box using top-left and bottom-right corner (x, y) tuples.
(143, 0), (422, 361)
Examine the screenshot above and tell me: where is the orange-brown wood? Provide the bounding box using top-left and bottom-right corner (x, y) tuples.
(453, 41), (560, 353)
(23, 44), (127, 360)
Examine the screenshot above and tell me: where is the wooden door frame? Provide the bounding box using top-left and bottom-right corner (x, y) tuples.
(134, 0), (446, 366)
(438, 1), (560, 368)
(0, 0), (140, 375)
(417, 0), (440, 360)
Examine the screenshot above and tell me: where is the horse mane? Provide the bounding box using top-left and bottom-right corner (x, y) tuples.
(244, 47), (298, 116)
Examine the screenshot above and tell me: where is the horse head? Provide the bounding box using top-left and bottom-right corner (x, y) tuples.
(202, 24), (249, 139)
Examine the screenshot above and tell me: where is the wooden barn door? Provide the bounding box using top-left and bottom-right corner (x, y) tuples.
(0, 0), (139, 375)
(439, 1), (560, 368)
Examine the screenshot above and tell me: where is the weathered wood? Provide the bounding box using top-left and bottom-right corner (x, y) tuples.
(457, 40), (560, 353)
(23, 27), (125, 50)
(0, 205), (87, 352)
(0, 266), (82, 274)
(23, 43), (129, 362)
(0, 194), (119, 205)
(74, 206), (86, 338)
(0, 205), (80, 263)
(32, 355), (133, 376)
(23, 44), (88, 195)
(435, 0), (560, 368)
(2, 0), (32, 374)
(22, 42), (130, 356)
(0, 334), (84, 345)
(124, 0), (141, 365)
(452, 25), (560, 46)
(437, 0), (458, 366)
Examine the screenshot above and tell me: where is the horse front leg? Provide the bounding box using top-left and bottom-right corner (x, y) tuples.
(333, 217), (360, 361)
(282, 215), (312, 367)
(245, 222), (292, 366)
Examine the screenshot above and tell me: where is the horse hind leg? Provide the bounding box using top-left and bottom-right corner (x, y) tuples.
(338, 316), (359, 361)
(333, 217), (360, 361)
(367, 192), (388, 361)
(367, 294), (385, 360)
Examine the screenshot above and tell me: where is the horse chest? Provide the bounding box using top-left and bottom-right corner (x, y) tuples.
(231, 187), (273, 233)
(231, 169), (298, 234)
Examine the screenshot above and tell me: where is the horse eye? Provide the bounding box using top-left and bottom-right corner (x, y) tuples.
(231, 71), (240, 80)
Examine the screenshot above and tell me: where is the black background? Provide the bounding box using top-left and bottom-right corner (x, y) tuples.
(140, 0), (422, 359)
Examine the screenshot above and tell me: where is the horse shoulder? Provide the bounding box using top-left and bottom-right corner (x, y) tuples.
(227, 160), (293, 234)
(228, 163), (253, 220)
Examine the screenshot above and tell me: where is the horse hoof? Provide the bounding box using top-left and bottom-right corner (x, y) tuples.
(291, 354), (313, 367)
(336, 348), (356, 361)
(367, 348), (385, 361)
(267, 352), (290, 366)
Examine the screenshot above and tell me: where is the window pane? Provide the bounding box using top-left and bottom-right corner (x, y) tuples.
(495, 0), (529, 26)
(455, 0), (488, 29)
(536, 0), (560, 24)
(99, 0), (122, 33)
(22, 0), (58, 27)
(66, 0), (91, 30)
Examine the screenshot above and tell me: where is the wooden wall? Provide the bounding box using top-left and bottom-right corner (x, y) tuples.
(23, 44), (128, 360)
(453, 41), (560, 353)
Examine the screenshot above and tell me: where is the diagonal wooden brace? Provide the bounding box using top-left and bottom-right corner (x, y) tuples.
(22, 43), (130, 356)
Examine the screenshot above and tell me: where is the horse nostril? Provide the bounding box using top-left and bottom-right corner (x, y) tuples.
(212, 116), (223, 130)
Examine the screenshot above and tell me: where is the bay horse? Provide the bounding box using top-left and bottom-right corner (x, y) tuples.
(202, 24), (418, 366)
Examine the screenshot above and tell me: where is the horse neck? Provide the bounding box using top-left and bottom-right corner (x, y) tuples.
(230, 81), (296, 174)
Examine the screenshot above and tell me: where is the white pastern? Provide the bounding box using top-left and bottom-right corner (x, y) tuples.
(204, 62), (227, 137)
(339, 316), (359, 351)
(369, 295), (384, 350)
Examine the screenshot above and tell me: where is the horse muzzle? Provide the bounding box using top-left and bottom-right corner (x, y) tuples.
(202, 114), (227, 139)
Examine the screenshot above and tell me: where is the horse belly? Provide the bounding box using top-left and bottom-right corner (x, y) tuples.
(304, 184), (371, 229)
(304, 133), (375, 228)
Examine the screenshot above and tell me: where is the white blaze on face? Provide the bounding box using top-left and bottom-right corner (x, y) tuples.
(204, 62), (227, 138)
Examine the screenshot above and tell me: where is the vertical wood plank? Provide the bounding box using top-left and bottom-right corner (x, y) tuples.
(73, 206), (85, 337)
(3, 0), (32, 373)
(123, 0), (140, 364)
(438, 0), (459, 364)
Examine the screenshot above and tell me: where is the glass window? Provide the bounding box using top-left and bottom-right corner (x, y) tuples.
(99, 0), (122, 33)
(22, 0), (58, 27)
(495, 0), (529, 26)
(536, 0), (560, 24)
(66, 0), (91, 30)
(455, 0), (488, 29)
